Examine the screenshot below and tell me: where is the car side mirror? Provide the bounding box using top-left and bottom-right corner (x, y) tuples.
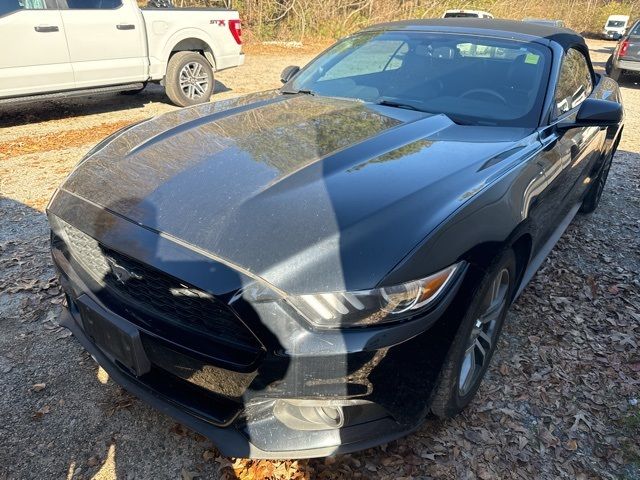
(558, 98), (623, 129)
(280, 65), (300, 84)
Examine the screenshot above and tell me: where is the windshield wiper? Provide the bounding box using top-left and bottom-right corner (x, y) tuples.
(282, 88), (316, 96)
(375, 99), (424, 112)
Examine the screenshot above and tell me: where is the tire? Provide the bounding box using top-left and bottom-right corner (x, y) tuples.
(579, 148), (615, 214)
(431, 249), (516, 418)
(165, 51), (214, 107)
(610, 66), (622, 82)
(605, 55), (613, 75)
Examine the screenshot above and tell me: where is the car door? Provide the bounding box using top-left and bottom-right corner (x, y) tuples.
(535, 48), (606, 231)
(57, 0), (147, 88)
(0, 0), (74, 98)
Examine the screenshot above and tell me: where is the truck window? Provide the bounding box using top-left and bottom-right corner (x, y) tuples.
(63, 0), (123, 8)
(554, 48), (593, 115)
(1, 0), (50, 16)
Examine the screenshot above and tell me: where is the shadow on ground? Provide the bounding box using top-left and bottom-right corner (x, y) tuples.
(0, 79), (232, 129)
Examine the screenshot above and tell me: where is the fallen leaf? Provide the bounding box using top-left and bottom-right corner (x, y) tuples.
(180, 467), (199, 480)
(564, 439), (578, 451)
(32, 383), (46, 392)
(171, 423), (190, 438)
(571, 411), (592, 431)
(202, 449), (216, 462)
(33, 405), (51, 419)
(464, 430), (484, 444)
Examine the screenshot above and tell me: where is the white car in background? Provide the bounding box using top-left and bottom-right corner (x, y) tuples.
(603, 15), (630, 40)
(0, 0), (244, 107)
(442, 9), (493, 19)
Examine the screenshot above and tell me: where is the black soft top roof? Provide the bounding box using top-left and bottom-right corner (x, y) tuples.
(363, 19), (586, 50)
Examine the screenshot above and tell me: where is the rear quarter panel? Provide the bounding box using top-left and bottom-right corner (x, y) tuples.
(141, 9), (242, 79)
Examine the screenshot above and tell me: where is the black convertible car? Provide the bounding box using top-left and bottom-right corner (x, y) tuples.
(48, 20), (624, 458)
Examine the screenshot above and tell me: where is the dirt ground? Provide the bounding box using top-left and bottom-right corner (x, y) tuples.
(1, 40), (639, 480)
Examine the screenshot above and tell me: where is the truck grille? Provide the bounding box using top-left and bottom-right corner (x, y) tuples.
(58, 222), (262, 358)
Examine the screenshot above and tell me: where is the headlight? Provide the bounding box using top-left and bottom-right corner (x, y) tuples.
(284, 263), (462, 328)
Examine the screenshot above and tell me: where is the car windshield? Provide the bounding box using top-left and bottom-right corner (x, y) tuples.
(607, 20), (626, 27)
(287, 31), (551, 127)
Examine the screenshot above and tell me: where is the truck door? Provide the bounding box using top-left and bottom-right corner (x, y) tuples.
(0, 0), (74, 98)
(57, 0), (147, 88)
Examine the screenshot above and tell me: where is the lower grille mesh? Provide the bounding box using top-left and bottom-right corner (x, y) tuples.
(59, 222), (261, 353)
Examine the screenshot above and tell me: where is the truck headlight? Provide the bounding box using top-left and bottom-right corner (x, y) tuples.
(284, 263), (462, 328)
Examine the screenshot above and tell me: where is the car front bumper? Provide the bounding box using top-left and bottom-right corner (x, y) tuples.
(59, 299), (419, 458)
(51, 220), (467, 458)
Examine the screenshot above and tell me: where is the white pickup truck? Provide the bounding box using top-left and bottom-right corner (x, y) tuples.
(0, 0), (244, 107)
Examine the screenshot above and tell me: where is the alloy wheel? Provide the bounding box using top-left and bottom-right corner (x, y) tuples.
(458, 268), (510, 396)
(179, 62), (210, 100)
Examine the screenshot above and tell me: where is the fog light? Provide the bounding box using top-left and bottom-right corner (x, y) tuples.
(274, 400), (345, 431)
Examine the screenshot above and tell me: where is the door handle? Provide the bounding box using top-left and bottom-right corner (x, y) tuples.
(116, 24), (135, 30)
(34, 25), (59, 33)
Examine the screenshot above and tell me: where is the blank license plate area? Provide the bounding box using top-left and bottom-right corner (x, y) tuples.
(77, 298), (150, 376)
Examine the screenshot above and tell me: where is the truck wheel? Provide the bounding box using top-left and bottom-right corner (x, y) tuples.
(165, 51), (214, 107)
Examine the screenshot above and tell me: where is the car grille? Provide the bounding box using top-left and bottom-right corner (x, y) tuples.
(58, 222), (262, 358)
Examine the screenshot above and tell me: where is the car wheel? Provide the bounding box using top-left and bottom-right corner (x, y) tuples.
(165, 51), (214, 107)
(610, 66), (622, 82)
(605, 55), (613, 75)
(579, 149), (615, 214)
(431, 249), (516, 418)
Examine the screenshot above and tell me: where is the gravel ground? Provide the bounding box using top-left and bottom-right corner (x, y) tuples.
(0, 40), (638, 480)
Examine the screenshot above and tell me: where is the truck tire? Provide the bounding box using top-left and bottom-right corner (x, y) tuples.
(165, 51), (214, 107)
(605, 55), (613, 75)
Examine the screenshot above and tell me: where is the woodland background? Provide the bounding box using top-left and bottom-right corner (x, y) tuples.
(140, 0), (640, 41)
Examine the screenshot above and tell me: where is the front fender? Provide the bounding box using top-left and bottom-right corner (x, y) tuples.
(381, 141), (545, 287)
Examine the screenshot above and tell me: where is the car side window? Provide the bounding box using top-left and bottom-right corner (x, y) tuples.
(554, 48), (593, 116)
(320, 40), (408, 81)
(62, 0), (123, 9)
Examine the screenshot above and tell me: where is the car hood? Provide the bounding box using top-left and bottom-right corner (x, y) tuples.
(53, 91), (530, 294)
